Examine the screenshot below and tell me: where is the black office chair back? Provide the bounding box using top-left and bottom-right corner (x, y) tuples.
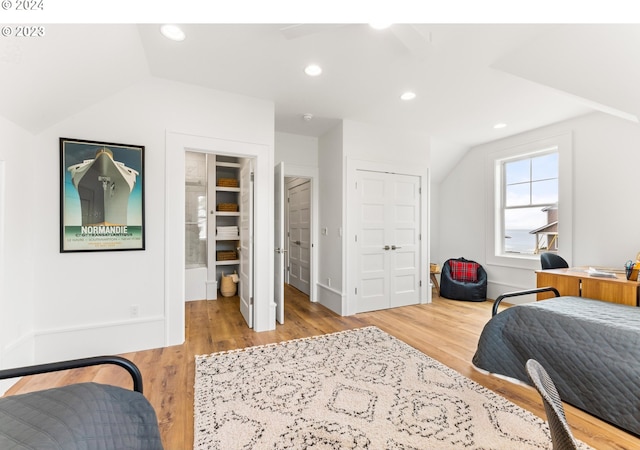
(525, 359), (579, 450)
(540, 253), (569, 269)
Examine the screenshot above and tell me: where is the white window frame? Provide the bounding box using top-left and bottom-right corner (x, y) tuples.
(500, 148), (558, 256)
(486, 132), (573, 270)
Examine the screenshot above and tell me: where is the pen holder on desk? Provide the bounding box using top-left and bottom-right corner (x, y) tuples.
(625, 263), (640, 281)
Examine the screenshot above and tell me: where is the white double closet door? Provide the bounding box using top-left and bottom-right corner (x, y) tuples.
(356, 170), (421, 313)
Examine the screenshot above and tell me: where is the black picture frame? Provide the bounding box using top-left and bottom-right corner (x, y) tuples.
(60, 137), (145, 252)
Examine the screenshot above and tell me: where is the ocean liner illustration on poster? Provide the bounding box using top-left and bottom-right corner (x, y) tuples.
(60, 138), (145, 252)
(68, 146), (138, 226)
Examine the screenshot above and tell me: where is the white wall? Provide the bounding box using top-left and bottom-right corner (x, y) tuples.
(429, 183), (441, 265)
(15, 77), (274, 363)
(570, 114), (640, 266)
(437, 112), (640, 302)
(275, 132), (318, 167)
(429, 137), (469, 265)
(317, 123), (344, 313)
(342, 120), (431, 164)
(0, 116), (36, 385)
(437, 145), (487, 264)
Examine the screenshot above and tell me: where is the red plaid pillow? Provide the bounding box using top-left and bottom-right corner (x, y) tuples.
(449, 260), (479, 283)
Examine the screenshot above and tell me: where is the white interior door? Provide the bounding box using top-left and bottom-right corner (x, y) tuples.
(356, 170), (420, 313)
(287, 180), (311, 295)
(388, 175), (421, 307)
(274, 162), (285, 324)
(356, 172), (389, 312)
(239, 159), (254, 328)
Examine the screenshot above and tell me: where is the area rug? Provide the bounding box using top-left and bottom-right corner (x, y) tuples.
(194, 326), (589, 449)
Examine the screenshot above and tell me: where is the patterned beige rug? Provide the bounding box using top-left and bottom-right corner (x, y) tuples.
(194, 326), (588, 449)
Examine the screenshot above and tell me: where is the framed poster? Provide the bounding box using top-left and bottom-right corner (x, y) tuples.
(60, 137), (145, 252)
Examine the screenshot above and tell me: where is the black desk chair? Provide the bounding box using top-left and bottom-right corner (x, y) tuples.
(540, 253), (568, 269)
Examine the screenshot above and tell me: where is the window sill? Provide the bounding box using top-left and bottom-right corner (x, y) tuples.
(486, 253), (540, 270)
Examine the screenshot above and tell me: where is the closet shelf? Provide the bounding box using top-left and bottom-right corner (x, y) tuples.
(216, 259), (240, 266)
(216, 161), (241, 168)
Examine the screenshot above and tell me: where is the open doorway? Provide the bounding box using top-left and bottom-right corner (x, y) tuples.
(166, 132), (275, 341)
(274, 163), (318, 326)
(184, 151), (255, 329)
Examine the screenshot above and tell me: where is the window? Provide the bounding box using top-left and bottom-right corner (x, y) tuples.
(501, 150), (558, 256)
(486, 132), (571, 269)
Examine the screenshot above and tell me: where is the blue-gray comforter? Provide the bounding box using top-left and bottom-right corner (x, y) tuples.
(472, 296), (640, 435)
(0, 382), (163, 449)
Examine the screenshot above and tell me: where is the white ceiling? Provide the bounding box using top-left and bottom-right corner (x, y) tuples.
(1, 23), (638, 181)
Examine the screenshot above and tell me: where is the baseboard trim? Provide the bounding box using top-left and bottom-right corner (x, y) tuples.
(487, 281), (537, 305)
(34, 315), (165, 337)
(316, 282), (342, 297)
(1, 332), (36, 395)
(33, 316), (166, 364)
(316, 283), (344, 315)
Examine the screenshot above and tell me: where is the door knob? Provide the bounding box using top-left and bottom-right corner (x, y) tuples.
(383, 245), (390, 250)
(295, 240), (301, 245)
(391, 245), (402, 250)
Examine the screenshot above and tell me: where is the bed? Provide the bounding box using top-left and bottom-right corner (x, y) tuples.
(472, 289), (640, 435)
(0, 355), (164, 449)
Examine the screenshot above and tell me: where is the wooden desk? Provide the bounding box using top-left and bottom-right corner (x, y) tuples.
(535, 268), (639, 306)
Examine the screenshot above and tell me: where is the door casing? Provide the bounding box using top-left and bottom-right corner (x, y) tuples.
(274, 162), (285, 324)
(165, 132), (275, 343)
(279, 164), (318, 302)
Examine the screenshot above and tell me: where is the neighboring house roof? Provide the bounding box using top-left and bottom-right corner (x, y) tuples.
(529, 221), (558, 234)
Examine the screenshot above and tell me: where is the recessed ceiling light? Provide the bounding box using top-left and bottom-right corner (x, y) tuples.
(304, 64), (322, 77)
(493, 123), (507, 129)
(370, 23), (392, 30)
(400, 91), (416, 101)
(160, 24), (185, 42)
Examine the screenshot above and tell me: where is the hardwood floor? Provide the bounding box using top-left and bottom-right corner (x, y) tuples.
(6, 285), (639, 449)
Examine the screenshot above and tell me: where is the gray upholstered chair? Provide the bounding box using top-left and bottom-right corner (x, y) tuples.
(525, 359), (578, 450)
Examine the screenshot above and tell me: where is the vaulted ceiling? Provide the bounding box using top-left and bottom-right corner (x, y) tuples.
(1, 23), (638, 181)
